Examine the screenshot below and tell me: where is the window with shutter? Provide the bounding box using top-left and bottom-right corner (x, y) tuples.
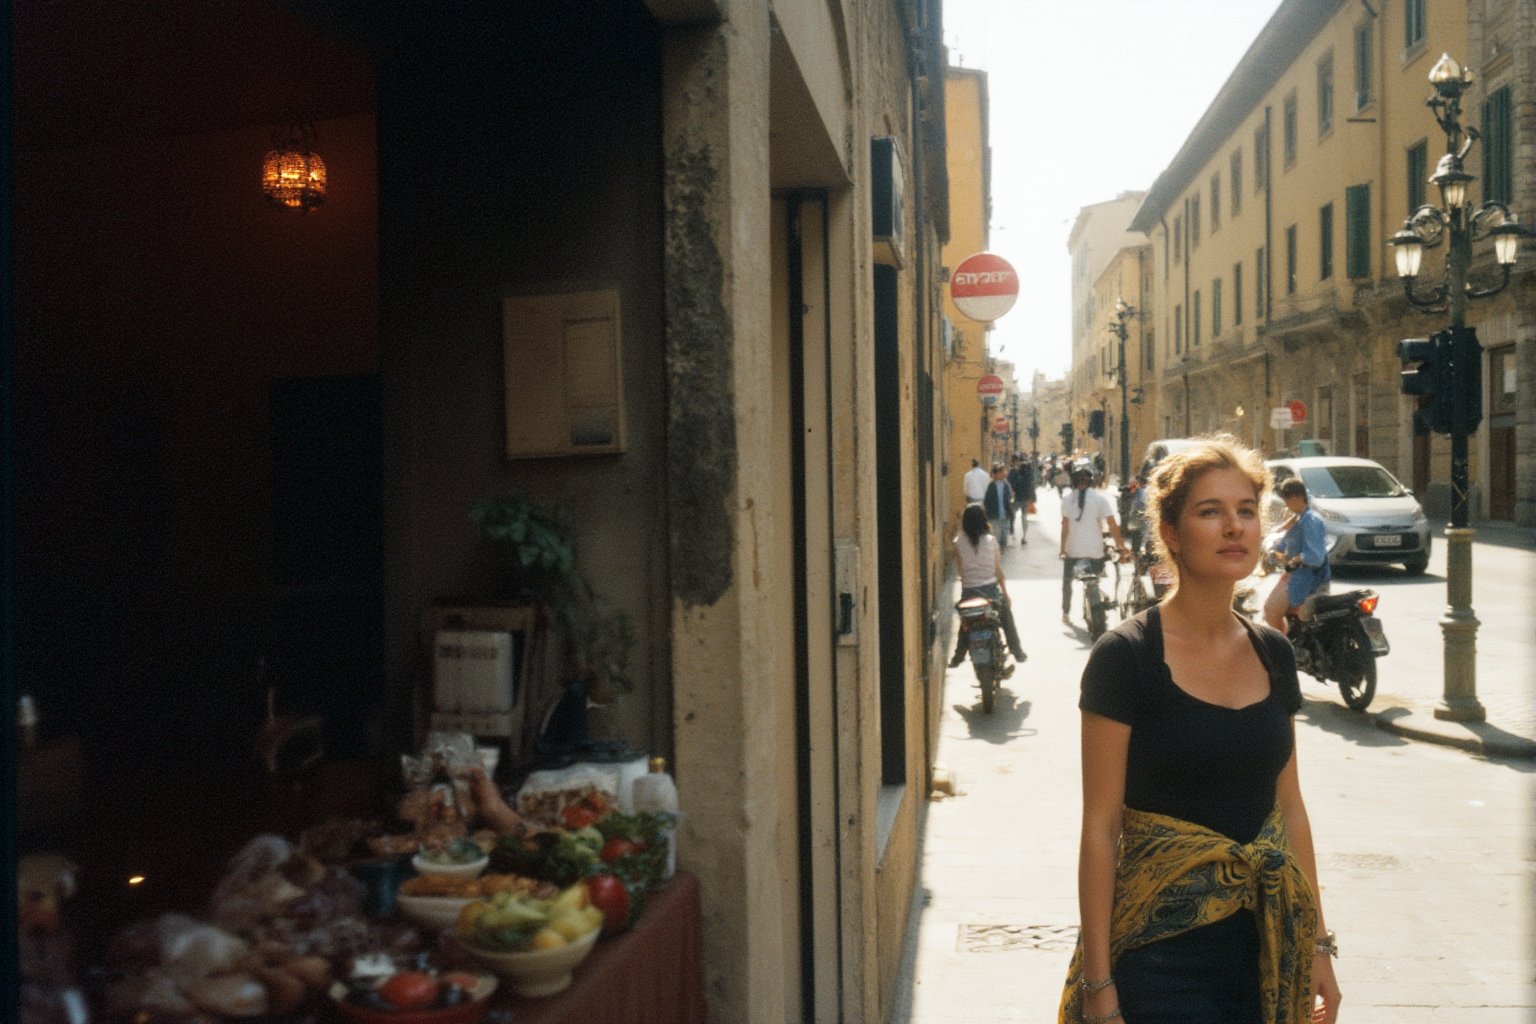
(1483, 87), (1512, 205)
(1345, 184), (1370, 279)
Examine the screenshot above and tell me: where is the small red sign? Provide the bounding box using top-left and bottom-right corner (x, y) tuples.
(977, 374), (1004, 397)
(992, 415), (1011, 434)
(1287, 399), (1308, 424)
(951, 252), (1020, 322)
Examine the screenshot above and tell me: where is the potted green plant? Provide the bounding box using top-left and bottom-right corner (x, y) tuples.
(470, 495), (634, 697)
(470, 495), (576, 601)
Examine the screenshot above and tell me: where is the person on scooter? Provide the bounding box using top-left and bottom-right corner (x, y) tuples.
(1263, 478), (1331, 634)
(1060, 466), (1131, 625)
(949, 503), (1027, 668)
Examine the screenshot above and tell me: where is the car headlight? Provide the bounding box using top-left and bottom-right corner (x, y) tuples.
(1316, 507), (1349, 523)
(1412, 504), (1427, 522)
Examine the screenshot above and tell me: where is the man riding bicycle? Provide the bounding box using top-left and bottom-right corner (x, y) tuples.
(1059, 466), (1130, 625)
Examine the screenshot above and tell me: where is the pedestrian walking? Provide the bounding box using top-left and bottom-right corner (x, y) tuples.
(1009, 455), (1036, 544)
(983, 463), (1015, 549)
(1060, 436), (1340, 1024)
(963, 458), (990, 504)
(1060, 466), (1129, 625)
(948, 503), (1026, 667)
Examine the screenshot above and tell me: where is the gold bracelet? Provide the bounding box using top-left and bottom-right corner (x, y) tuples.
(1083, 1009), (1123, 1024)
(1080, 975), (1116, 993)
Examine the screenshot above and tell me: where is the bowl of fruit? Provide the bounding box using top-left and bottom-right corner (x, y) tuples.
(412, 838), (490, 881)
(329, 968), (496, 1024)
(456, 881), (604, 997)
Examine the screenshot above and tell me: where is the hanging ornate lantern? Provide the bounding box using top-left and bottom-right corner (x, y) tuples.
(262, 124), (327, 211)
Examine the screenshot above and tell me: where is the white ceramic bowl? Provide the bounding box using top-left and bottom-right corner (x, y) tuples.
(460, 927), (600, 998)
(395, 892), (475, 932)
(411, 853), (489, 881)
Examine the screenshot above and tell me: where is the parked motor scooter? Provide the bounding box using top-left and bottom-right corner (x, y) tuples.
(1251, 541), (1390, 710)
(955, 596), (1013, 714)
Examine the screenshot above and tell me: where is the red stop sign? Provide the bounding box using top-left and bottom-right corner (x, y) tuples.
(1287, 399), (1308, 424)
(950, 252), (1019, 322)
(992, 415), (1011, 434)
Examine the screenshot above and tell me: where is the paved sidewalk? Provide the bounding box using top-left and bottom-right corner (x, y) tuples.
(892, 490), (1536, 1023)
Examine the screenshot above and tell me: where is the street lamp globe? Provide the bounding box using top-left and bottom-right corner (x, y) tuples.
(1389, 226), (1425, 279)
(1115, 296), (1129, 316)
(1428, 53), (1472, 95)
(1430, 153), (1473, 209)
(1491, 219), (1522, 266)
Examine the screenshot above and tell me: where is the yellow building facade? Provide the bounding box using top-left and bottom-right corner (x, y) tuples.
(942, 65), (996, 538)
(1128, 0), (1534, 523)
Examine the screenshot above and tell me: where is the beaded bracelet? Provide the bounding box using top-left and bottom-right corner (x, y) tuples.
(1083, 1009), (1123, 1024)
(1080, 975), (1116, 994)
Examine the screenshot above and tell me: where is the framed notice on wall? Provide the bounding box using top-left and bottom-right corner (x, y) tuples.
(502, 289), (625, 457)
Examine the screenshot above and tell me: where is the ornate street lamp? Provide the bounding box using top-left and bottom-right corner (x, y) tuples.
(1107, 298), (1136, 525)
(1385, 53), (1524, 723)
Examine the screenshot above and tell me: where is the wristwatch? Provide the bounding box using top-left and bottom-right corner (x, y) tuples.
(1314, 930), (1338, 958)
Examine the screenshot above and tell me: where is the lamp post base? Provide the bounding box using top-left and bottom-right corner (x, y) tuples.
(1434, 527), (1485, 722)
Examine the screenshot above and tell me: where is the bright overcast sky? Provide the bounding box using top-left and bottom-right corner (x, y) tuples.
(944, 0), (1286, 386)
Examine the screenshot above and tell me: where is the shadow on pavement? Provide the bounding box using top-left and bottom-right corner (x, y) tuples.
(1297, 696), (1408, 748)
(951, 691), (1036, 744)
(1371, 706), (1536, 772)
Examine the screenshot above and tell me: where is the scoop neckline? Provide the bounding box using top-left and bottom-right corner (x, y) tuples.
(1149, 606), (1277, 712)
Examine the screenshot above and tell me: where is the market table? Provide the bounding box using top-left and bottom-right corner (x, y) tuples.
(496, 869), (706, 1023)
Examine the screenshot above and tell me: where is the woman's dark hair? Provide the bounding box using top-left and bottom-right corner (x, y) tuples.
(1278, 478), (1309, 501)
(961, 503), (989, 548)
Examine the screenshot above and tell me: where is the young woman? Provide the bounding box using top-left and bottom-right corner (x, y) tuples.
(949, 502), (1026, 667)
(1061, 438), (1340, 1024)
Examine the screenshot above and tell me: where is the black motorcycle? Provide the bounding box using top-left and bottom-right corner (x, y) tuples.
(1249, 545), (1390, 710)
(1286, 589), (1389, 710)
(955, 596), (1012, 713)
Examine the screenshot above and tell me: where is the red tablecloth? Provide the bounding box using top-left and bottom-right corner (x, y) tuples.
(497, 870), (706, 1023)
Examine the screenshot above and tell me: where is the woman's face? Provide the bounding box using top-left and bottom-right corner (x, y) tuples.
(1160, 466), (1263, 584)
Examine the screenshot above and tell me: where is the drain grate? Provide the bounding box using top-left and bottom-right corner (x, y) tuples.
(958, 923), (1078, 953)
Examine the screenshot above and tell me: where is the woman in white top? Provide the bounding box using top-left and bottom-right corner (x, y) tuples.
(950, 503), (1027, 666)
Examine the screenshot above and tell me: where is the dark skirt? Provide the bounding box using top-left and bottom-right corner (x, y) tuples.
(1114, 910), (1263, 1024)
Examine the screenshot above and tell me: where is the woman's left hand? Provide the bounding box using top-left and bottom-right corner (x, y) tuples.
(1311, 952), (1341, 1023)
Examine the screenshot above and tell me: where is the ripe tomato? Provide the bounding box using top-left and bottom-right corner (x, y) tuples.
(585, 873), (631, 936)
(560, 803), (598, 829)
(380, 971), (440, 1010)
(600, 837), (644, 863)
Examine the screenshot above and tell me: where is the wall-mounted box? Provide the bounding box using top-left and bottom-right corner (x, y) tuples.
(871, 136), (906, 268)
(503, 289), (625, 457)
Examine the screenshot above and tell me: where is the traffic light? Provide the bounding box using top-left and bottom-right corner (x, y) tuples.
(1448, 325), (1483, 435)
(1397, 331), (1452, 435)
(1087, 409), (1106, 439)
(1060, 421), (1075, 451)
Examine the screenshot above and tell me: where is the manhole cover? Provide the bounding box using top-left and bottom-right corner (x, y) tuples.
(1326, 852), (1402, 871)
(958, 923), (1078, 953)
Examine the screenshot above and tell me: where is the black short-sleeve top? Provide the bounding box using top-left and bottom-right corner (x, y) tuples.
(1079, 606), (1303, 845)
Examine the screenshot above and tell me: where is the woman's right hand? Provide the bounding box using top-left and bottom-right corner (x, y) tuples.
(1083, 981), (1120, 1022)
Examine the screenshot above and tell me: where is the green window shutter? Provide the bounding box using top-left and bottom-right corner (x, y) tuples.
(1483, 88), (1512, 204)
(1346, 184), (1370, 279)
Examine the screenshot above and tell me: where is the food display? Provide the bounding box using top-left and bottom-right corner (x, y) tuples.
(454, 881), (601, 953)
(514, 765), (617, 829)
(330, 966), (495, 1022)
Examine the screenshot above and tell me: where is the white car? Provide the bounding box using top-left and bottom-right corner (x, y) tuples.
(1263, 456), (1431, 575)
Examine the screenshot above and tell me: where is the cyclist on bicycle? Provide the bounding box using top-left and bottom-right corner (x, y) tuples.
(1060, 467), (1130, 625)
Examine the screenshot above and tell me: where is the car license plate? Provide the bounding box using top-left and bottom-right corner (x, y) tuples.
(1361, 616), (1390, 654)
(1371, 533), (1402, 548)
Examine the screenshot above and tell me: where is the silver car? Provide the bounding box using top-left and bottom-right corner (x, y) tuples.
(1264, 456), (1431, 575)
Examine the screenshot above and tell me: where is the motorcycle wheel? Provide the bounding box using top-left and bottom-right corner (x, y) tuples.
(975, 664), (996, 714)
(1335, 637), (1378, 711)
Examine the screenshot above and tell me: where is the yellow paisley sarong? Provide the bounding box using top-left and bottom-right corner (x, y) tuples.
(1059, 805), (1318, 1024)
